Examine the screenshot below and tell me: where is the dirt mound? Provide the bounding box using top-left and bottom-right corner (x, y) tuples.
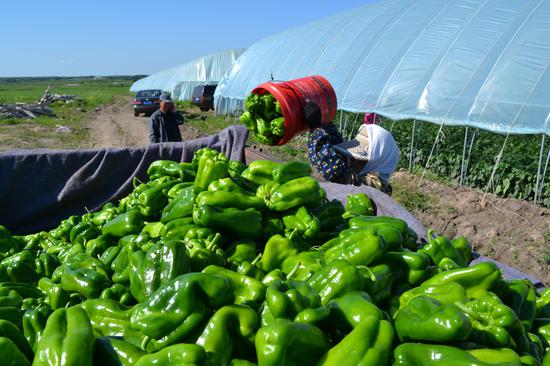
(393, 171), (550, 285)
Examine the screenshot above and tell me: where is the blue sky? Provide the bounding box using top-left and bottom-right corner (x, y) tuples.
(1, 0), (373, 77)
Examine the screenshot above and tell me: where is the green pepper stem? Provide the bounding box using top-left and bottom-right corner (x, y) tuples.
(251, 253), (263, 266)
(286, 262), (301, 280)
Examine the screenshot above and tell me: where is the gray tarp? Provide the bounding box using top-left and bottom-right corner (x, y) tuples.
(0, 125), (248, 234)
(0, 126), (542, 286)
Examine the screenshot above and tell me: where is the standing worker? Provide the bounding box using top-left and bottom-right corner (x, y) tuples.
(306, 101), (399, 195)
(149, 94), (184, 143)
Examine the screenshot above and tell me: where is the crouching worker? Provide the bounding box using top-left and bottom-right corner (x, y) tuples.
(305, 101), (399, 195)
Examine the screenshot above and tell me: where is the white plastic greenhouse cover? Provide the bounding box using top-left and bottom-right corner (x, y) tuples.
(215, 0), (550, 136)
(130, 49), (245, 101)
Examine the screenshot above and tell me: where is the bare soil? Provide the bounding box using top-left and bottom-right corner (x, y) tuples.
(87, 97), (149, 148)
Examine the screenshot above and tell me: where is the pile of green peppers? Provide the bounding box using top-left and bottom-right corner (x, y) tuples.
(0, 147), (548, 365)
(240, 93), (285, 145)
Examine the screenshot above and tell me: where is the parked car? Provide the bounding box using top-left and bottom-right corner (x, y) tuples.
(191, 85), (217, 111)
(132, 89), (162, 116)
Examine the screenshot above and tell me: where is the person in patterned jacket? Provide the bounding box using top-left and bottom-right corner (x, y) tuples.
(305, 101), (399, 195)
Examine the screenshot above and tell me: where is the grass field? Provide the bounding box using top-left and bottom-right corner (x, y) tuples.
(0, 76), (140, 150)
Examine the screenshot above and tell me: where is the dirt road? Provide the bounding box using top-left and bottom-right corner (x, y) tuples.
(87, 96), (149, 148)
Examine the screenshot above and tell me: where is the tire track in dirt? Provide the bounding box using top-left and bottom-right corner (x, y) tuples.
(87, 96), (149, 148)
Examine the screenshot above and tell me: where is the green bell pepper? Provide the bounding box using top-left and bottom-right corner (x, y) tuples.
(69, 221), (100, 246)
(283, 206), (320, 240)
(194, 151), (229, 191)
(193, 205), (262, 239)
(196, 190), (266, 211)
(257, 234), (300, 273)
(308, 259), (364, 305)
(324, 229), (386, 267)
(94, 337), (146, 366)
(240, 111), (257, 132)
(395, 295), (472, 342)
(136, 179), (178, 218)
(80, 298), (132, 337)
(102, 210), (144, 237)
(0, 306), (22, 330)
(130, 272), (235, 352)
(270, 117), (285, 138)
(60, 253), (112, 299)
(381, 252), (430, 285)
(399, 281), (468, 309)
(147, 160), (195, 181)
(266, 176), (323, 211)
(0, 337), (31, 366)
(110, 241), (138, 284)
(537, 288), (550, 318)
(360, 264), (394, 306)
(456, 294), (529, 352)
(342, 193), (376, 218)
(419, 229), (468, 267)
(135, 343), (206, 366)
(452, 236), (473, 263)
(325, 291), (384, 339)
(241, 160), (281, 185)
(421, 261), (503, 298)
(196, 304), (258, 366)
(349, 216), (418, 250)
(185, 232), (226, 272)
(100, 283), (134, 306)
(37, 277), (73, 310)
(160, 185), (197, 223)
(255, 319), (330, 366)
(0, 226), (19, 257)
(281, 251), (326, 282)
(225, 240), (257, 270)
(272, 161), (311, 184)
(312, 199), (347, 234)
(0, 250), (38, 284)
(33, 307), (95, 366)
(393, 343), (522, 366)
(498, 279), (537, 332)
(85, 234), (115, 258)
(0, 287), (22, 308)
(203, 265), (265, 308)
(129, 240), (191, 303)
(22, 303), (51, 353)
(0, 319), (33, 363)
(208, 177), (251, 194)
(92, 204), (119, 227)
(317, 316), (394, 366)
(229, 160), (247, 179)
(261, 279), (321, 326)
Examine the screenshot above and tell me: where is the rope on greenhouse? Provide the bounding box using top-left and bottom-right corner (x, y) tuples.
(418, 123), (445, 187)
(408, 120), (417, 173)
(534, 134), (546, 204)
(389, 120), (397, 133)
(481, 128), (512, 205)
(539, 149), (550, 203)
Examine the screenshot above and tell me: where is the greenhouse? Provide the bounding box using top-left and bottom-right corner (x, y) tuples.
(215, 0), (550, 137)
(214, 0), (550, 204)
(130, 49), (245, 101)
